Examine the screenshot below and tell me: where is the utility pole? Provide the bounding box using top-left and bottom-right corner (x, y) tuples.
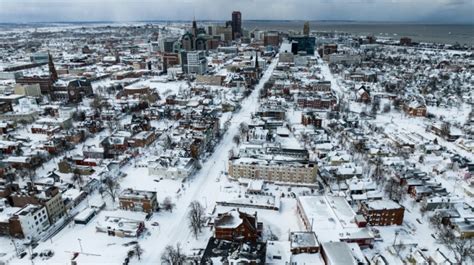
(77, 238), (83, 253)
(393, 230), (399, 246)
(10, 235), (19, 256)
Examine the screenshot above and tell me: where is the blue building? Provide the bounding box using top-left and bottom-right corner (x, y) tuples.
(288, 36), (316, 55)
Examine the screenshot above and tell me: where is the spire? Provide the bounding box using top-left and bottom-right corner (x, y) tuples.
(192, 16), (197, 39)
(48, 51), (58, 82)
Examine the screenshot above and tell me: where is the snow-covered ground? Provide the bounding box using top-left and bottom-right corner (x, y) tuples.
(5, 59), (279, 265)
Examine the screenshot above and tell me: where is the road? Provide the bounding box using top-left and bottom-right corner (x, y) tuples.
(142, 59), (278, 263)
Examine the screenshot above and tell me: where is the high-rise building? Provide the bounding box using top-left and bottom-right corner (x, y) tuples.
(303, 21), (310, 36)
(231, 11), (242, 40)
(160, 37), (178, 53)
(288, 36), (316, 55)
(181, 51), (208, 75)
(48, 52), (58, 82)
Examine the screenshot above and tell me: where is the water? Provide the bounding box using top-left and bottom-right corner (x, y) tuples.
(0, 20), (472, 46)
(244, 21), (474, 45)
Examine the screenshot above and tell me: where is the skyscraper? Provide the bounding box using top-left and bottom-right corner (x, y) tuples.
(48, 52), (58, 82)
(303, 21), (310, 36)
(231, 11), (242, 40)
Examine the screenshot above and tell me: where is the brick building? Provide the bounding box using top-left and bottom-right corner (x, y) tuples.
(118, 189), (158, 213)
(214, 209), (262, 242)
(359, 200), (405, 226)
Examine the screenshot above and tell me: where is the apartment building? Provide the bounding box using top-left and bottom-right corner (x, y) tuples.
(118, 189), (158, 213)
(359, 200), (405, 226)
(228, 158), (317, 183)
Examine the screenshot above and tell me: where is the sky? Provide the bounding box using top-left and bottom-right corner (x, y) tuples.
(0, 0), (472, 23)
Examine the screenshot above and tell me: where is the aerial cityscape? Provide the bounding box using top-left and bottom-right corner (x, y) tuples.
(0, 1), (473, 264)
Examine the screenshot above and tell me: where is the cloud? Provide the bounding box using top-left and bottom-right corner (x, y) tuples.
(0, 0), (472, 23)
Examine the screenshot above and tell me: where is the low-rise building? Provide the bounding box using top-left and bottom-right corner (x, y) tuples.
(214, 209), (262, 242)
(148, 156), (195, 179)
(290, 231), (320, 254)
(359, 200), (405, 226)
(118, 189), (157, 213)
(228, 158), (317, 184)
(8, 204), (50, 239)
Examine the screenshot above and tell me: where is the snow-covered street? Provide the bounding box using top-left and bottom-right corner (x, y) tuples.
(139, 58), (278, 263)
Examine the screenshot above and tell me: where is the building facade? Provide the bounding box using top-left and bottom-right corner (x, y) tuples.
(228, 158), (317, 183)
(231, 11), (242, 40)
(118, 189), (158, 213)
(359, 200), (405, 226)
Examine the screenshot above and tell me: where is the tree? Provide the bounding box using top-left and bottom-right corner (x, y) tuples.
(371, 98), (380, 116)
(90, 94), (103, 110)
(161, 243), (186, 265)
(430, 212), (474, 264)
(384, 178), (406, 202)
(72, 168), (84, 187)
(239, 122), (249, 135)
(104, 177), (120, 205)
(372, 157), (384, 184)
(394, 239), (406, 257)
(133, 243), (144, 260)
(5, 173), (15, 185)
(233, 134), (241, 145)
(440, 122), (450, 138)
(162, 197), (175, 212)
(265, 225), (279, 241)
(188, 201), (205, 239)
(163, 134), (173, 149)
(26, 169), (36, 184)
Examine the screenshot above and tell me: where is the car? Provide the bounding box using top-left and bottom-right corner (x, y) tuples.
(41, 249), (54, 258)
(151, 222), (159, 226)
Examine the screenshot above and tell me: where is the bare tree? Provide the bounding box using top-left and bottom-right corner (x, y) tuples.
(161, 243), (186, 265)
(239, 122), (249, 135)
(72, 168), (84, 187)
(133, 243), (144, 260)
(394, 239), (406, 257)
(104, 177), (120, 205)
(371, 98), (380, 116)
(430, 213), (474, 264)
(233, 134), (241, 145)
(265, 225), (279, 241)
(372, 157), (384, 184)
(90, 94), (103, 110)
(163, 134), (173, 149)
(440, 122), (451, 138)
(162, 196), (175, 212)
(384, 178), (406, 202)
(188, 201), (205, 239)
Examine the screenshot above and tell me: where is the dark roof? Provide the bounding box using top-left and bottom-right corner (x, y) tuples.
(200, 237), (266, 265)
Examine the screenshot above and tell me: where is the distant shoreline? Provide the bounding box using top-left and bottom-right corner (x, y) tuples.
(0, 20), (473, 25)
(0, 20), (472, 45)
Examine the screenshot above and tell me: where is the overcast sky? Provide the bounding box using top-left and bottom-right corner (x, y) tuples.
(0, 0), (472, 23)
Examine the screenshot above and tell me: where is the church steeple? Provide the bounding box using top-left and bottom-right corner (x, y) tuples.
(48, 52), (58, 82)
(192, 17), (197, 38)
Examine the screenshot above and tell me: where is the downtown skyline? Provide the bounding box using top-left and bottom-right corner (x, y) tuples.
(0, 0), (473, 24)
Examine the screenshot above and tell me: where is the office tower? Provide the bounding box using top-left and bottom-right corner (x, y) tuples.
(231, 11), (242, 40)
(303, 21), (310, 36)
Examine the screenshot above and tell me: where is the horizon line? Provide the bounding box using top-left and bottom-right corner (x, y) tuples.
(0, 19), (473, 25)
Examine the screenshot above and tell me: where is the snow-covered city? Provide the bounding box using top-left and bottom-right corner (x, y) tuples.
(0, 4), (473, 265)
